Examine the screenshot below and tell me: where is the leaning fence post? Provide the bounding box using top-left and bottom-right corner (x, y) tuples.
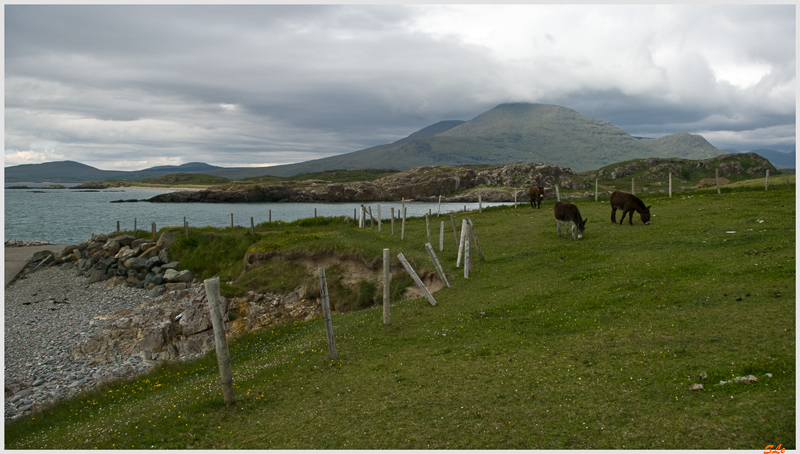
(318, 268), (338, 359)
(383, 249), (391, 325)
(456, 218), (468, 267)
(425, 214), (431, 244)
(466, 218), (485, 261)
(425, 243), (450, 288)
(204, 277), (236, 405)
(397, 253), (437, 306)
(438, 195), (441, 216)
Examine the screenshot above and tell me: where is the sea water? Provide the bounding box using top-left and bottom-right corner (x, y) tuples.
(4, 183), (512, 245)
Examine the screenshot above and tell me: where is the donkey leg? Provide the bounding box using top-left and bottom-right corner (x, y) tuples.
(611, 208), (617, 223)
(557, 220), (562, 237)
(627, 209), (634, 225)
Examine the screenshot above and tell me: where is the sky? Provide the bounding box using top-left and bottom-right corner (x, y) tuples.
(4, 4), (796, 171)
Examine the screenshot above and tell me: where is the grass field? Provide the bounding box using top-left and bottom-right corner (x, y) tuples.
(4, 183), (795, 449)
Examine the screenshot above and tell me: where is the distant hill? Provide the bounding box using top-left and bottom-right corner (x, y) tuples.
(4, 161), (224, 183)
(745, 149), (794, 168)
(253, 103), (727, 176)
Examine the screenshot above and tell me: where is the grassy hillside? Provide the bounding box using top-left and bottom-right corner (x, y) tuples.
(5, 181), (795, 449)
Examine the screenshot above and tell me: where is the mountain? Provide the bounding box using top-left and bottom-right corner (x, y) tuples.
(253, 103), (727, 176)
(5, 103), (738, 182)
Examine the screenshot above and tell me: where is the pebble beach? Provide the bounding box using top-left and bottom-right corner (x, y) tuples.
(4, 264), (154, 420)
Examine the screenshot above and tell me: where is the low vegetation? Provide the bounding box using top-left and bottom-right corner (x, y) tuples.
(5, 180), (795, 449)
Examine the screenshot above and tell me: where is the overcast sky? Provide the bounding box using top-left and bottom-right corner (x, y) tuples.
(4, 4), (796, 171)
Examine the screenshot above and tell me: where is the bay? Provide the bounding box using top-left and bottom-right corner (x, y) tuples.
(4, 184), (513, 245)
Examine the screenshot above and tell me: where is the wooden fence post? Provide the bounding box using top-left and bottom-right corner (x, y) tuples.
(184, 219), (189, 239)
(397, 253), (437, 306)
(716, 168), (721, 194)
(368, 206), (374, 228)
(765, 169), (770, 191)
(438, 195), (441, 216)
(514, 189), (517, 208)
(204, 277), (236, 405)
(595, 178), (598, 202)
(466, 218), (485, 261)
(318, 268), (338, 359)
(555, 185), (560, 201)
(425, 214), (431, 244)
(377, 204), (382, 232)
(464, 234), (471, 279)
(425, 243), (450, 288)
(134, 218), (137, 234)
(117, 220), (120, 233)
(269, 210), (272, 223)
(152, 222), (156, 239)
(631, 178), (635, 195)
(231, 213), (234, 229)
(391, 207), (395, 235)
(439, 221), (444, 252)
(401, 207), (407, 240)
(456, 218), (468, 267)
(669, 173), (672, 198)
(383, 249), (390, 325)
(478, 195), (482, 213)
(250, 217), (255, 235)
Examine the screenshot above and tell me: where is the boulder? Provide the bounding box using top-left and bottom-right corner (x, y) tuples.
(156, 231), (176, 250)
(164, 269), (194, 283)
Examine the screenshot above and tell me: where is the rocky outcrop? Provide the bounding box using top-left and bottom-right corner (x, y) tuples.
(584, 153), (777, 182)
(68, 282), (322, 366)
(145, 162), (589, 204)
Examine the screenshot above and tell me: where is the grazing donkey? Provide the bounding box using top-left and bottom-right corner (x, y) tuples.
(610, 191), (651, 225)
(554, 201), (587, 239)
(528, 185), (544, 209)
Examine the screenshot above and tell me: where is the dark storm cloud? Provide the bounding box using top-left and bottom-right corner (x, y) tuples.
(4, 4), (795, 170)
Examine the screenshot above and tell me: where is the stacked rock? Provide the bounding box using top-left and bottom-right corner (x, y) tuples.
(33, 230), (194, 298)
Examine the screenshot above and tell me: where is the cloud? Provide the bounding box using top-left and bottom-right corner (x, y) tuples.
(4, 4), (795, 170)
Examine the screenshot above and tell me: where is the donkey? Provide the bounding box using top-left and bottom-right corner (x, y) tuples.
(554, 201), (587, 239)
(528, 185), (544, 209)
(610, 191), (651, 225)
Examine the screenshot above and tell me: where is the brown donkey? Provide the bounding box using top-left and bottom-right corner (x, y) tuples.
(554, 201), (587, 239)
(610, 191), (651, 225)
(528, 185), (544, 209)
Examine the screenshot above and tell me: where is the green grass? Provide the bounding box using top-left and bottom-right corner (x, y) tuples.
(5, 184), (795, 449)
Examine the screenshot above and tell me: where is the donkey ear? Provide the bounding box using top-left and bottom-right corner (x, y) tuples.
(583, 218), (588, 224)
(646, 205), (652, 210)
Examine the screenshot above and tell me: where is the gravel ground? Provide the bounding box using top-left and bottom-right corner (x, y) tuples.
(4, 264), (154, 421)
